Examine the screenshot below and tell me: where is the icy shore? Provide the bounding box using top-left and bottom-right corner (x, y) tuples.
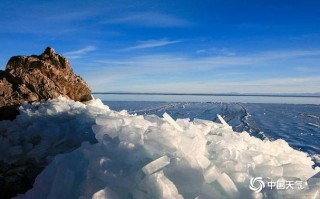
(2, 97), (319, 199)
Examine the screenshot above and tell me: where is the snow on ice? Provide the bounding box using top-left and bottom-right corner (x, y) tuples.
(1, 97), (318, 199)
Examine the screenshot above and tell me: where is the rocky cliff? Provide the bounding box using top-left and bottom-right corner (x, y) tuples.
(0, 47), (92, 120)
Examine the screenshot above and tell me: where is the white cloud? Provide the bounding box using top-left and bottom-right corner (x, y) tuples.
(92, 77), (320, 94)
(104, 12), (190, 27)
(80, 49), (320, 93)
(294, 66), (319, 73)
(94, 49), (320, 76)
(64, 46), (96, 59)
(256, 50), (320, 59)
(122, 38), (182, 51)
(196, 47), (236, 56)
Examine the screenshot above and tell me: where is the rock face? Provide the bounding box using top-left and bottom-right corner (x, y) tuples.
(0, 47), (92, 120)
(0, 48), (94, 199)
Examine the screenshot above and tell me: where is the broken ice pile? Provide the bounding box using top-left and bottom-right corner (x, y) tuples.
(13, 97), (320, 199)
(0, 96), (101, 165)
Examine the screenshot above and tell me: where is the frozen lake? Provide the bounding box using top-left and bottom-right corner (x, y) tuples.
(103, 99), (320, 167)
(94, 93), (320, 104)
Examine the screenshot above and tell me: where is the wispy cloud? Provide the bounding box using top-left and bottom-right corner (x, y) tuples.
(294, 66), (319, 73)
(122, 38), (182, 51)
(91, 76), (320, 94)
(256, 49), (320, 59)
(196, 47), (236, 56)
(91, 49), (320, 79)
(64, 46), (96, 59)
(104, 12), (190, 27)
(81, 48), (320, 93)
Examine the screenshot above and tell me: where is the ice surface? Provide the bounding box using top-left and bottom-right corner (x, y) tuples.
(6, 97), (319, 199)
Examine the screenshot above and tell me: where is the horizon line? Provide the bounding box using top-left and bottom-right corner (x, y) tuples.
(92, 92), (320, 98)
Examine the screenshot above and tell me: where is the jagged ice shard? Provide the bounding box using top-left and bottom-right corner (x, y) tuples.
(4, 97), (319, 199)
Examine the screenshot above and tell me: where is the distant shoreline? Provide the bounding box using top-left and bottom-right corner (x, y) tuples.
(93, 92), (320, 98)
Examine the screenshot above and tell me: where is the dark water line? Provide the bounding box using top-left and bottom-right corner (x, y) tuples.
(94, 92), (320, 98)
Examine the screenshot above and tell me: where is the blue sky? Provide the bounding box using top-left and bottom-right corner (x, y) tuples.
(0, 0), (320, 93)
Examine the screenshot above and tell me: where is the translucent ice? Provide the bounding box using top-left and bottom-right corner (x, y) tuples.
(142, 155), (171, 175)
(204, 165), (221, 183)
(163, 112), (183, 131)
(92, 187), (121, 199)
(140, 171), (184, 199)
(216, 173), (240, 199)
(7, 97), (320, 199)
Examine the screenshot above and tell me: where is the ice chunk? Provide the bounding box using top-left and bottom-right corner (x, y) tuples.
(8, 97), (320, 199)
(130, 189), (148, 199)
(176, 118), (190, 129)
(92, 187), (120, 199)
(163, 112), (183, 131)
(142, 155), (171, 175)
(204, 165), (221, 183)
(254, 165), (283, 178)
(144, 114), (166, 125)
(118, 141), (135, 150)
(217, 114), (231, 128)
(230, 172), (250, 183)
(143, 125), (181, 156)
(252, 154), (280, 166)
(284, 164), (319, 180)
(162, 158), (204, 198)
(251, 192), (263, 199)
(252, 154), (265, 165)
(222, 161), (248, 173)
(96, 116), (123, 126)
(196, 183), (224, 199)
(86, 98), (110, 111)
(307, 171), (320, 188)
(140, 171), (184, 199)
(215, 173), (239, 199)
(118, 125), (145, 144)
(92, 124), (118, 139)
(307, 188), (320, 199)
(196, 154), (211, 169)
(193, 118), (215, 126)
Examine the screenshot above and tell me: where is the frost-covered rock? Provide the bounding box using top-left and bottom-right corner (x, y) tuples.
(5, 98), (320, 199)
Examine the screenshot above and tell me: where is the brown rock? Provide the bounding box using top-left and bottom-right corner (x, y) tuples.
(0, 47), (92, 120)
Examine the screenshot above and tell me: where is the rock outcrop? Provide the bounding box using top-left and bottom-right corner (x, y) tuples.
(0, 47), (94, 198)
(0, 47), (92, 120)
